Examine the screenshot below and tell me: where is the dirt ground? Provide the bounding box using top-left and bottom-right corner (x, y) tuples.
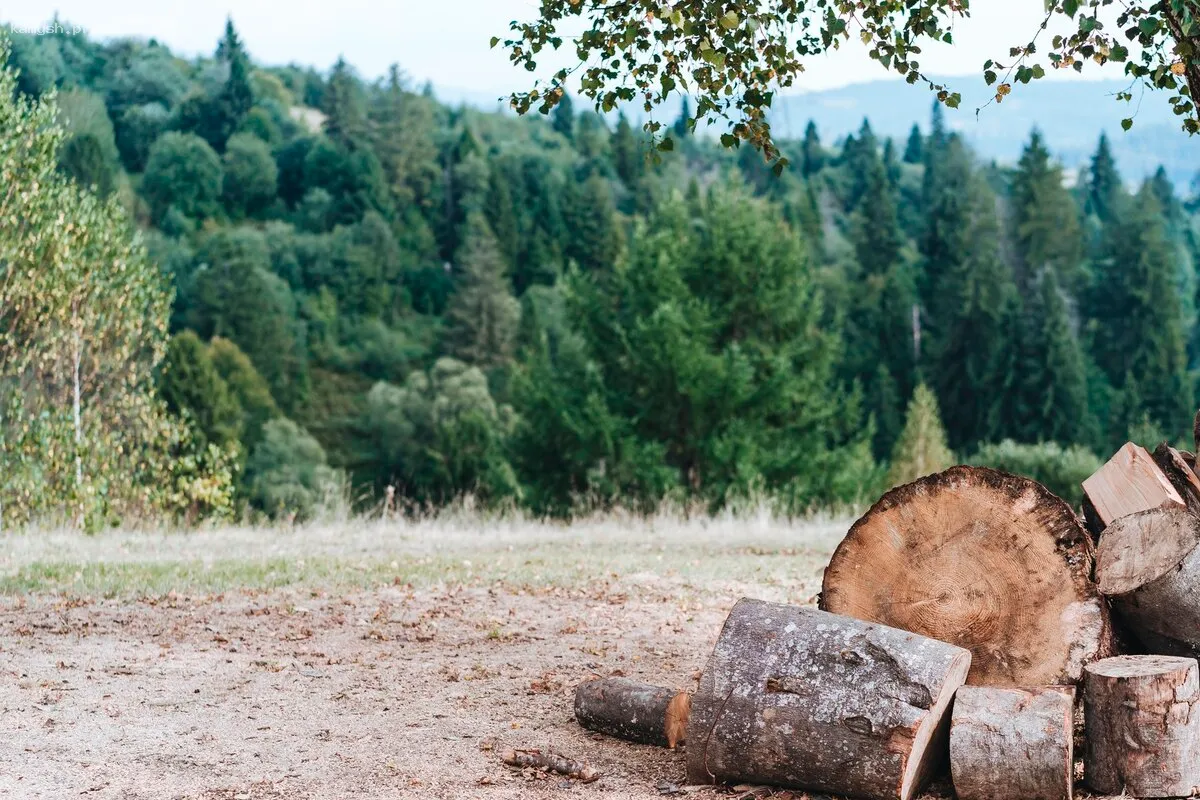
(0, 514), (850, 799)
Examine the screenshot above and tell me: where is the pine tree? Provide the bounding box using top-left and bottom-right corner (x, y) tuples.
(443, 214), (521, 368)
(920, 134), (973, 309)
(672, 96), (692, 140)
(802, 121), (824, 176)
(563, 173), (620, 272)
(903, 123), (923, 164)
(485, 164), (519, 269)
(371, 64), (441, 213)
(1010, 130), (1084, 290)
(886, 384), (954, 488)
(852, 156), (902, 278)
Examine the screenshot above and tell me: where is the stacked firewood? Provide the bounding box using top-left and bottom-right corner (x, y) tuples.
(569, 421), (1200, 800)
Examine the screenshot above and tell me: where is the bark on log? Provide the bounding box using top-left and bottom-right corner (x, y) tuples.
(949, 686), (1074, 800)
(1083, 655), (1200, 797)
(686, 599), (971, 800)
(1082, 442), (1184, 536)
(1152, 442), (1200, 516)
(574, 678), (690, 748)
(820, 466), (1113, 687)
(500, 748), (600, 782)
(1096, 507), (1200, 658)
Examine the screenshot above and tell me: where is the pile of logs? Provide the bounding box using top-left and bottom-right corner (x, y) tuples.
(566, 419), (1200, 799)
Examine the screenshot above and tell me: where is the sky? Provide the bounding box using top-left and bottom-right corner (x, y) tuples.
(7, 0), (1129, 96)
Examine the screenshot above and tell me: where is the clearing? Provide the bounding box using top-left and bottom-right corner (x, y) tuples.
(1, 512), (855, 799)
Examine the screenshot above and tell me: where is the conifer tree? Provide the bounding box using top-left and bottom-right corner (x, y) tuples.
(802, 121), (824, 176)
(902, 123), (923, 164)
(931, 175), (1014, 451)
(1010, 130), (1084, 289)
(1029, 270), (1093, 445)
(886, 384), (954, 488)
(485, 164), (520, 269)
(611, 113), (643, 185)
(1089, 184), (1191, 436)
(563, 173), (620, 272)
(920, 134), (973, 310)
(372, 64), (441, 213)
(551, 92), (575, 138)
(443, 214), (521, 369)
(323, 57), (366, 149)
(1086, 133), (1123, 224)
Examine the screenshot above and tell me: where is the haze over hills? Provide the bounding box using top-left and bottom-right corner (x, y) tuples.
(436, 75), (1194, 188)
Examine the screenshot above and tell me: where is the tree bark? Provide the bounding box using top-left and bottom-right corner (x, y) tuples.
(949, 686), (1074, 800)
(686, 599), (971, 800)
(1083, 655), (1200, 797)
(1082, 442), (1184, 536)
(1096, 506), (1200, 657)
(1152, 442), (1200, 515)
(574, 677), (690, 748)
(820, 466), (1113, 687)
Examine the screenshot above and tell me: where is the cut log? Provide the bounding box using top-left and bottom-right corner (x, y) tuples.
(820, 466), (1113, 687)
(1081, 442), (1183, 535)
(1083, 655), (1200, 797)
(686, 599), (971, 800)
(1096, 506), (1200, 657)
(949, 686), (1074, 800)
(574, 677), (690, 748)
(1152, 442), (1200, 515)
(499, 748), (600, 782)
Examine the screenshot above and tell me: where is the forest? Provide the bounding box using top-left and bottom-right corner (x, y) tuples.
(2, 18), (1197, 527)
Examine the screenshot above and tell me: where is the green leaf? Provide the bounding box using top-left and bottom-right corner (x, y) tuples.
(720, 133), (739, 148)
(1031, 64), (1046, 79)
(984, 70), (998, 85)
(657, 136), (675, 152)
(1139, 18), (1159, 37)
(489, 36), (500, 49)
(1063, 0), (1081, 18)
(719, 11), (739, 30)
(1121, 117), (1133, 131)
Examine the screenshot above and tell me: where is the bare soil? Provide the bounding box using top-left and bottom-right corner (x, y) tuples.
(0, 515), (840, 800)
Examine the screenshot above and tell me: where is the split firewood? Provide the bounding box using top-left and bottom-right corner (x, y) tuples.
(686, 599), (971, 800)
(574, 677), (690, 748)
(1152, 442), (1200, 514)
(1083, 655), (1200, 797)
(1081, 442), (1184, 535)
(949, 686), (1074, 800)
(499, 748), (600, 782)
(820, 466), (1113, 687)
(1096, 506), (1200, 657)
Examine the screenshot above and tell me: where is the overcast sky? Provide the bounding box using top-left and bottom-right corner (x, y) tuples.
(9, 1), (1127, 95)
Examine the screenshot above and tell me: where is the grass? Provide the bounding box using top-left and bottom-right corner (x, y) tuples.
(0, 509), (851, 598)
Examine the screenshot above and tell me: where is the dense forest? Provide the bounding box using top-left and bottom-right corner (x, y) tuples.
(3, 19), (1199, 525)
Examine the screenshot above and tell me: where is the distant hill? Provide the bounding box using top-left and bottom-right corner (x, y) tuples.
(438, 76), (1196, 189)
(767, 76), (1193, 188)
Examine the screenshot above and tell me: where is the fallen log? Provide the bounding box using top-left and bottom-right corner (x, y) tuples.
(686, 599), (971, 800)
(949, 686), (1074, 800)
(1096, 506), (1200, 657)
(1083, 655), (1200, 797)
(1152, 442), (1200, 515)
(1081, 442), (1183, 535)
(499, 748), (600, 782)
(574, 677), (690, 748)
(820, 466), (1113, 687)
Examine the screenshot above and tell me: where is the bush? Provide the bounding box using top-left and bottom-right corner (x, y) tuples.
(244, 418), (344, 521)
(967, 440), (1102, 507)
(141, 131), (223, 224)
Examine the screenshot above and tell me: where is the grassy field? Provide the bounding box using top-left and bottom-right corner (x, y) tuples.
(0, 511), (852, 800)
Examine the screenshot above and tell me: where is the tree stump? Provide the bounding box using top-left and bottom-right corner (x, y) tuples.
(949, 686), (1074, 800)
(686, 599), (971, 800)
(574, 677), (690, 748)
(1096, 506), (1200, 657)
(820, 466), (1113, 687)
(1082, 442), (1183, 536)
(1083, 655), (1200, 797)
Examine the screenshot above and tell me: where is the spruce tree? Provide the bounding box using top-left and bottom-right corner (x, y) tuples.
(1086, 133), (1123, 224)
(931, 175), (1015, 451)
(551, 92), (575, 139)
(802, 121), (824, 176)
(886, 383), (954, 488)
(920, 135), (973, 311)
(1029, 269), (1093, 446)
(563, 173), (620, 272)
(611, 113), (643, 185)
(323, 57), (366, 149)
(485, 164), (520, 269)
(902, 123), (923, 164)
(443, 213), (521, 369)
(1010, 130), (1084, 290)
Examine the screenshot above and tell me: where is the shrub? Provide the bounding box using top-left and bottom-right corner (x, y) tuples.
(244, 418), (344, 521)
(967, 440), (1102, 507)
